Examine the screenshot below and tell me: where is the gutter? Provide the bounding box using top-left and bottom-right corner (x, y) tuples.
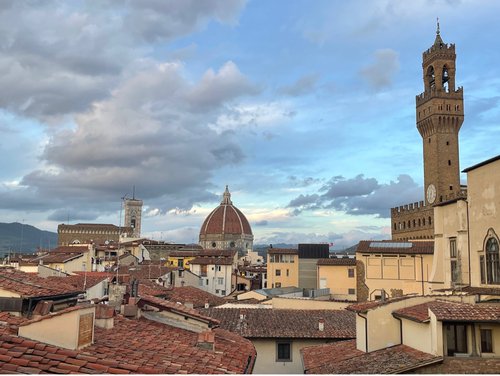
(394, 356), (443, 374)
(357, 312), (368, 352)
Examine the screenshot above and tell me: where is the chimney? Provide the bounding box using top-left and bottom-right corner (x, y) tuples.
(197, 330), (215, 351)
(318, 318), (325, 332)
(204, 300), (210, 309)
(95, 304), (115, 329)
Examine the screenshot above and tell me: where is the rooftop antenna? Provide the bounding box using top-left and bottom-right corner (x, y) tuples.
(132, 185), (135, 200)
(436, 17), (440, 35)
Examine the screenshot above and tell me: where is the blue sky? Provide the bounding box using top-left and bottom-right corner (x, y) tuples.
(1, 0), (499, 248)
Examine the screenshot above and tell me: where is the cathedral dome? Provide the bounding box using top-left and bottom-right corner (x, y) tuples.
(199, 186), (253, 252)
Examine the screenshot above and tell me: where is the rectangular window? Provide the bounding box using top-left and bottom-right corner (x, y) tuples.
(450, 238), (457, 258)
(481, 329), (493, 353)
(451, 260), (458, 283)
(276, 341), (292, 362)
(348, 269), (355, 278)
(276, 269), (281, 276)
(348, 288), (356, 295)
(445, 323), (467, 356)
(221, 290), (226, 296)
(286, 269), (289, 277)
(275, 282), (281, 288)
(216, 265), (222, 272)
(217, 277), (224, 285)
(480, 256), (486, 284)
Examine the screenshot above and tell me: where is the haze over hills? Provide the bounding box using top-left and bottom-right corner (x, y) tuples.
(0, 222), (57, 256)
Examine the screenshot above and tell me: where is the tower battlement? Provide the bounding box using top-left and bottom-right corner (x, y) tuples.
(416, 86), (463, 105)
(391, 201), (428, 216)
(423, 42), (455, 61)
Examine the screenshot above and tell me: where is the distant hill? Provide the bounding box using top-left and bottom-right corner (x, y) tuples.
(0, 222), (57, 256)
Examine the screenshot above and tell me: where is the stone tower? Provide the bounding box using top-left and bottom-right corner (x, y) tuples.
(391, 23), (466, 241)
(416, 21), (464, 205)
(124, 196), (143, 238)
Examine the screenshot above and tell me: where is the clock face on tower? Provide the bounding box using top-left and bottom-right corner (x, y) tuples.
(427, 184), (436, 204)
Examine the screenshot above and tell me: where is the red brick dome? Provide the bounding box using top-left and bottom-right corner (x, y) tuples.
(199, 186), (253, 236)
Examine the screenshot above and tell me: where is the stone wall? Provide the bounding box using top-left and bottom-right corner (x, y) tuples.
(356, 260), (369, 302)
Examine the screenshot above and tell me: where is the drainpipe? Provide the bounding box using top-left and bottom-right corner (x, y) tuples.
(393, 315), (403, 345)
(465, 199), (472, 287)
(357, 312), (368, 352)
(420, 255), (425, 296)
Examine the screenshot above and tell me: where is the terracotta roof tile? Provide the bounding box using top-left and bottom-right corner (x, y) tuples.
(138, 295), (220, 326)
(356, 240), (434, 255)
(317, 258), (356, 266)
(0, 268), (82, 298)
(161, 286), (226, 308)
(347, 296), (414, 313)
(48, 274), (111, 291)
(0, 314), (256, 374)
(117, 265), (176, 280)
(189, 257), (233, 265)
(393, 300), (500, 323)
(301, 339), (442, 374)
(267, 248), (298, 255)
(200, 308), (355, 339)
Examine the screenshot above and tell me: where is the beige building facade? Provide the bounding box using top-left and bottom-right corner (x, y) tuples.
(317, 258), (357, 301)
(266, 248), (299, 288)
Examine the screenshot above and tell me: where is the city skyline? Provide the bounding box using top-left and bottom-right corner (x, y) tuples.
(1, 1), (500, 249)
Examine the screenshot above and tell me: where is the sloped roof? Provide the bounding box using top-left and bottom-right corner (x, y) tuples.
(200, 308), (355, 339)
(317, 258), (356, 266)
(0, 314), (256, 374)
(267, 248), (298, 255)
(161, 286), (226, 308)
(393, 300), (500, 323)
(356, 240), (434, 255)
(189, 257), (233, 265)
(347, 296), (415, 313)
(0, 268), (82, 298)
(49, 273), (112, 291)
(301, 339), (442, 374)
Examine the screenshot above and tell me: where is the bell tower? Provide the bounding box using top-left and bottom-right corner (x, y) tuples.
(416, 21), (464, 205)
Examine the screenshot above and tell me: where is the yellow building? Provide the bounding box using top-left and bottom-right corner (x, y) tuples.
(267, 248), (299, 288)
(356, 240), (434, 300)
(167, 250), (197, 270)
(317, 258), (357, 301)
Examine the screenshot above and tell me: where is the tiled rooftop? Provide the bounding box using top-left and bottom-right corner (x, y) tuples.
(200, 308), (355, 339)
(317, 258), (356, 266)
(139, 295), (221, 326)
(0, 268), (82, 298)
(301, 339), (442, 374)
(37, 252), (84, 264)
(356, 240), (434, 255)
(347, 296), (414, 313)
(161, 286), (226, 308)
(393, 300), (500, 323)
(117, 264), (176, 280)
(49, 273), (111, 291)
(267, 248), (298, 255)
(189, 256), (233, 265)
(0, 314), (256, 374)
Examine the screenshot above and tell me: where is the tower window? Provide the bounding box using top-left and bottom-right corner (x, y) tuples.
(429, 216), (432, 225)
(446, 141), (450, 145)
(485, 237), (500, 284)
(428, 138), (431, 143)
(448, 160), (451, 166)
(423, 218), (426, 226)
(450, 185), (453, 190)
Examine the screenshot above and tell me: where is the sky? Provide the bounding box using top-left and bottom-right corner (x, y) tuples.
(1, 0), (500, 249)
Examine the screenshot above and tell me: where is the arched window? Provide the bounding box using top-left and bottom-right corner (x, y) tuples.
(429, 216), (432, 225)
(426, 66), (435, 90)
(442, 65), (449, 92)
(485, 237), (500, 284)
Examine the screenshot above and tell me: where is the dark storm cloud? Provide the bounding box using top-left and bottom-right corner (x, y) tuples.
(287, 174), (421, 218)
(0, 1), (255, 218)
(7, 60), (257, 215)
(0, 0), (247, 119)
